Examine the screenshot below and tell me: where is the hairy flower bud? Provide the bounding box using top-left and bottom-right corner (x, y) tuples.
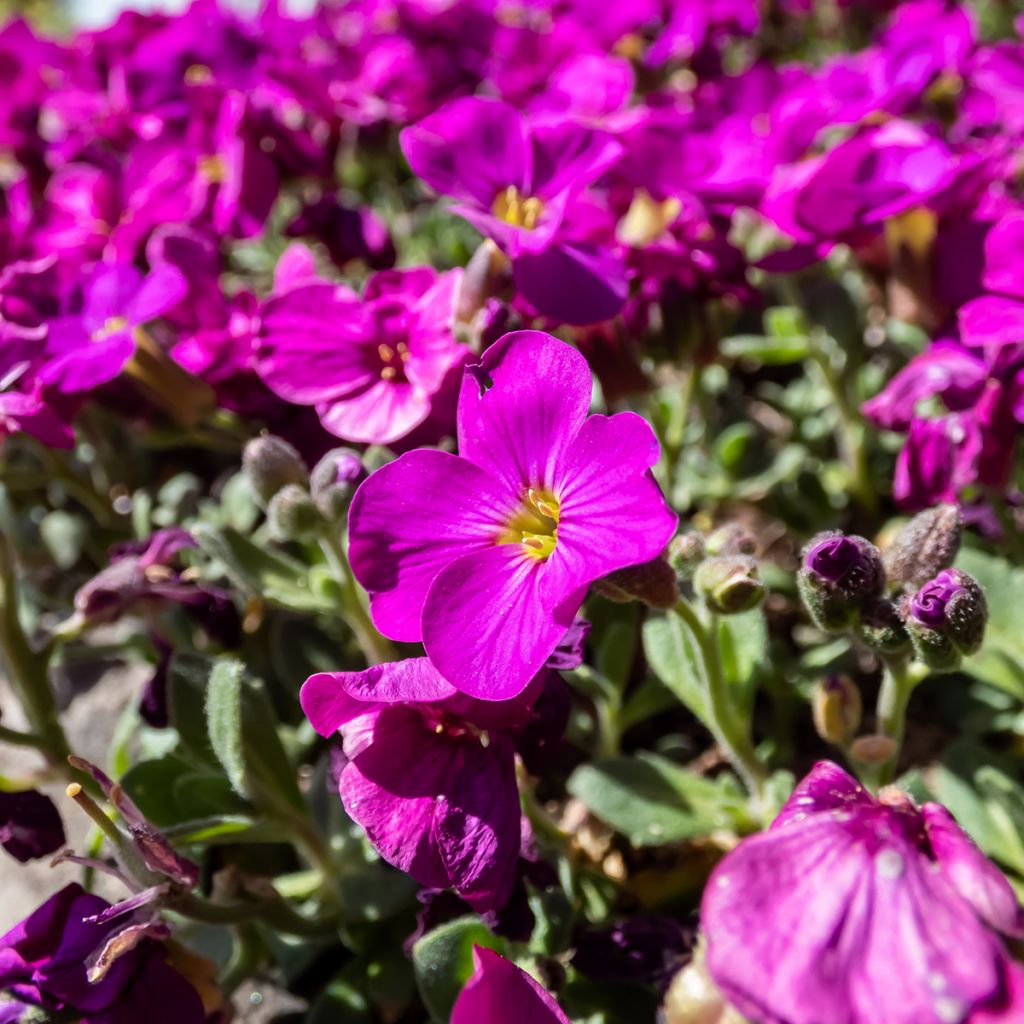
(594, 556), (679, 609)
(310, 447), (367, 521)
(905, 569), (987, 671)
(662, 944), (745, 1024)
(705, 524), (757, 558)
(243, 435), (308, 507)
(695, 556), (765, 615)
(267, 484), (323, 542)
(668, 531), (706, 578)
(857, 597), (911, 654)
(797, 532), (884, 632)
(812, 676), (862, 747)
(884, 504), (961, 590)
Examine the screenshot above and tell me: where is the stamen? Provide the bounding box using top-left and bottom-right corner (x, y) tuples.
(378, 343), (396, 363)
(381, 366), (397, 380)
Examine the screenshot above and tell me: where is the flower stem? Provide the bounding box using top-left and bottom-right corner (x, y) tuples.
(319, 531), (394, 666)
(873, 658), (929, 786)
(672, 600), (766, 802)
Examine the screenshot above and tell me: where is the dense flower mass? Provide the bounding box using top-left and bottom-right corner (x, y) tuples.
(1, 1), (1024, 1023)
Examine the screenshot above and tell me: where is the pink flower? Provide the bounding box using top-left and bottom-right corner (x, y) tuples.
(452, 947), (570, 1024)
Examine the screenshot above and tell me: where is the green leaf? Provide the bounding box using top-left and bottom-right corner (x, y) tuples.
(192, 523), (335, 614)
(206, 659), (246, 798)
(954, 549), (1024, 699)
(413, 917), (504, 1023)
(567, 752), (751, 846)
(39, 510), (87, 569)
(717, 608), (767, 715)
(642, 614), (707, 722)
(162, 815), (291, 844)
(721, 334), (810, 365)
(169, 653), (219, 767)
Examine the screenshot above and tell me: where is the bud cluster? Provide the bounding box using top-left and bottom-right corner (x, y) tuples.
(243, 435), (367, 542)
(797, 505), (987, 673)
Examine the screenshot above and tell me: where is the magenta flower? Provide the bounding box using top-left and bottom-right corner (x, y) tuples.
(452, 947), (570, 1024)
(301, 658), (557, 911)
(256, 259), (468, 446)
(0, 884), (204, 1024)
(702, 761), (1024, 1024)
(0, 391), (73, 450)
(960, 212), (1024, 351)
(347, 330), (677, 699)
(40, 262), (187, 395)
(400, 97), (627, 325)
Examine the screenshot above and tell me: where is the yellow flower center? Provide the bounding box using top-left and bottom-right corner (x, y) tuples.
(378, 341), (409, 381)
(92, 316), (129, 342)
(492, 185), (545, 230)
(498, 487), (560, 560)
(617, 190), (682, 247)
(198, 154), (227, 185)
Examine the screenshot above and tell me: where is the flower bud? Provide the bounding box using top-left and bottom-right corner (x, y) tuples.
(857, 597), (911, 654)
(705, 524), (757, 558)
(661, 943), (745, 1024)
(797, 532), (885, 632)
(694, 556), (765, 615)
(243, 435), (308, 507)
(905, 568), (987, 671)
(668, 531), (705, 578)
(310, 447), (367, 521)
(594, 555), (680, 609)
(812, 676), (862, 747)
(884, 504), (961, 590)
(267, 484), (323, 542)
(850, 734), (898, 765)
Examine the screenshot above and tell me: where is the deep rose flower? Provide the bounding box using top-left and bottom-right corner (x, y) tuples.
(301, 658), (560, 911)
(702, 761), (1024, 1024)
(40, 262), (187, 395)
(0, 790), (65, 863)
(347, 330), (677, 699)
(400, 97), (627, 325)
(256, 258), (468, 446)
(452, 947), (570, 1024)
(0, 884), (205, 1024)
(960, 213), (1024, 351)
(0, 391), (74, 450)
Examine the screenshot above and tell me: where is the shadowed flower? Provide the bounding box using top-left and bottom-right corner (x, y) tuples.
(347, 330), (677, 699)
(0, 790), (64, 864)
(301, 658), (563, 911)
(701, 761), (1024, 1024)
(452, 947), (570, 1024)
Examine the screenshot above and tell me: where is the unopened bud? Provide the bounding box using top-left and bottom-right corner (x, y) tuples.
(661, 943), (745, 1024)
(812, 676), (862, 746)
(594, 556), (679, 609)
(884, 504), (961, 590)
(905, 568), (987, 671)
(705, 524), (757, 558)
(857, 598), (911, 654)
(850, 734), (898, 765)
(668, 531), (706, 578)
(267, 484), (323, 542)
(797, 532), (885, 632)
(243, 435), (308, 507)
(310, 447), (367, 521)
(694, 556), (765, 615)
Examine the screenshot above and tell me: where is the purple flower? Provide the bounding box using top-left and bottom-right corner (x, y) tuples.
(347, 330), (677, 699)
(0, 790), (65, 863)
(911, 568), (973, 628)
(301, 658), (556, 911)
(960, 213), (1024, 351)
(452, 947), (570, 1024)
(400, 97), (627, 325)
(256, 260), (469, 446)
(0, 884), (205, 1024)
(0, 391), (73, 450)
(701, 761), (1024, 1024)
(40, 262), (187, 395)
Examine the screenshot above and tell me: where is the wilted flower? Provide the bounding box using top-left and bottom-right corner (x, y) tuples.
(702, 761), (1024, 1024)
(452, 947), (570, 1024)
(348, 330), (677, 699)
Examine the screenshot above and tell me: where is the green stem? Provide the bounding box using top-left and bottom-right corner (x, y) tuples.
(220, 924), (266, 996)
(0, 723), (49, 749)
(175, 892), (339, 938)
(673, 600), (766, 801)
(873, 659), (929, 787)
(319, 532), (395, 665)
(0, 534), (71, 768)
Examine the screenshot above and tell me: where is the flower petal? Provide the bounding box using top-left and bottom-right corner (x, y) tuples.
(452, 947), (571, 1024)
(348, 450), (514, 642)
(317, 378), (432, 445)
(457, 330), (591, 493)
(772, 760), (874, 830)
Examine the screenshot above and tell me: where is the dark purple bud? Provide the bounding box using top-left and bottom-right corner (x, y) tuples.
(243, 434), (308, 507)
(0, 790), (65, 863)
(310, 447), (367, 520)
(593, 555), (679, 609)
(906, 568), (987, 671)
(798, 532), (884, 632)
(545, 617), (591, 671)
(884, 504), (961, 590)
(573, 917), (694, 989)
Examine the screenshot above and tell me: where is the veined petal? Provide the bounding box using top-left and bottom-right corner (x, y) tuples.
(348, 450), (514, 642)
(422, 543), (585, 700)
(772, 760), (874, 830)
(457, 331), (591, 493)
(317, 378), (432, 445)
